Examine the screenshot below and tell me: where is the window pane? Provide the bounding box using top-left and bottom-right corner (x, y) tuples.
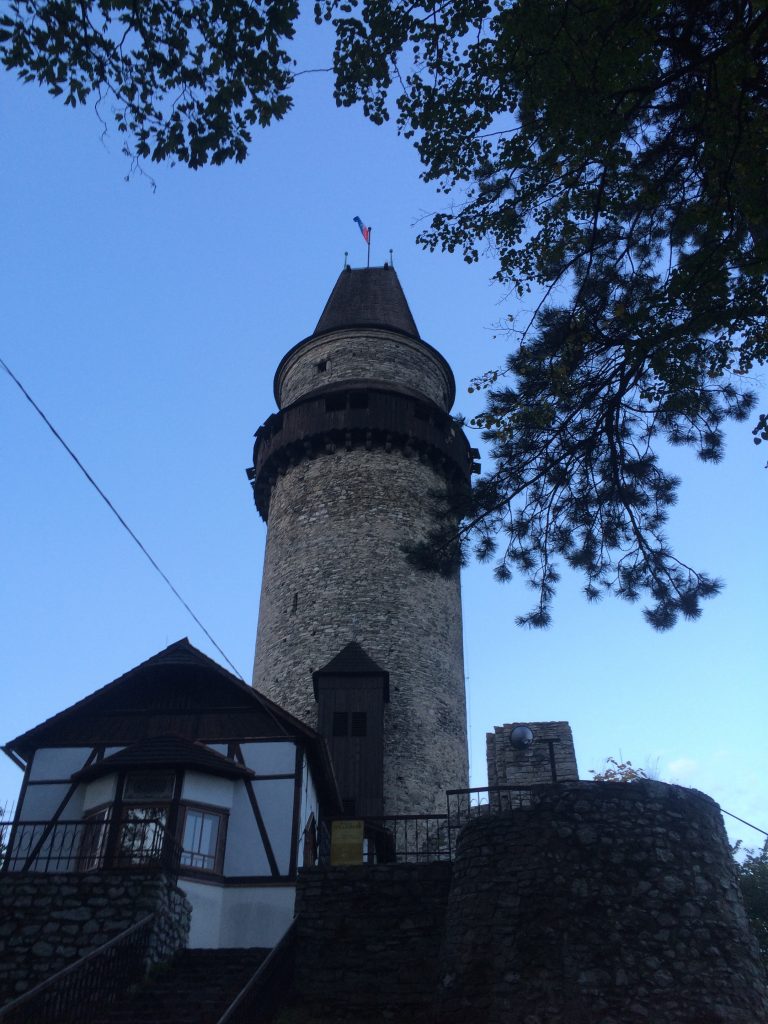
(351, 712), (367, 737)
(181, 808), (221, 872)
(79, 809), (109, 871)
(332, 712), (348, 737)
(119, 807), (167, 864)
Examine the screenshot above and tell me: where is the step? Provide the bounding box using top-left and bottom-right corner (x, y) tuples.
(92, 948), (270, 1024)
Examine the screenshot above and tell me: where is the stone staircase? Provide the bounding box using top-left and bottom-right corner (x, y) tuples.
(91, 948), (270, 1024)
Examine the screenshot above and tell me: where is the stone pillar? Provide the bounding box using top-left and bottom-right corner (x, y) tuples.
(486, 720), (578, 786)
(437, 781), (768, 1023)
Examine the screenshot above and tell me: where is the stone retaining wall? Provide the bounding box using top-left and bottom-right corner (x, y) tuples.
(293, 861), (452, 1019)
(0, 871), (190, 1004)
(290, 783), (767, 1023)
(438, 781), (768, 1023)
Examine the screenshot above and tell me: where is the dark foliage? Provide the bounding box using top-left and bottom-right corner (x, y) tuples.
(0, 0), (299, 168)
(4, 1), (767, 626)
(321, 0), (768, 627)
(734, 841), (768, 967)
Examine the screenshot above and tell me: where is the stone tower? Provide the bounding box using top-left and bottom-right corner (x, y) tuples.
(249, 266), (476, 814)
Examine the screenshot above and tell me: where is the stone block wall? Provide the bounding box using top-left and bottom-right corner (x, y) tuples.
(293, 862), (452, 1020)
(253, 446), (468, 814)
(275, 329), (454, 411)
(486, 720), (579, 786)
(287, 784), (767, 1023)
(437, 781), (768, 1023)
(254, 310), (470, 817)
(0, 871), (191, 1004)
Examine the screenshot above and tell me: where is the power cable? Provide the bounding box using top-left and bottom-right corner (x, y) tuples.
(0, 354), (244, 680)
(721, 808), (767, 839)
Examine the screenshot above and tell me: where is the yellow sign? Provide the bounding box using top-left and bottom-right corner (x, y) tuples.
(330, 819), (364, 865)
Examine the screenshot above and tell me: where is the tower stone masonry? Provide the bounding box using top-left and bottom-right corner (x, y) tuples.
(249, 266), (475, 814)
(487, 721), (579, 787)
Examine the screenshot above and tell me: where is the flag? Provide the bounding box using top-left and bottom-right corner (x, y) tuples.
(353, 216), (370, 244)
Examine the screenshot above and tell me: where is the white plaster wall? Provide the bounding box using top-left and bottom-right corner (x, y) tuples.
(223, 786), (271, 876)
(12, 785), (84, 871)
(180, 880), (295, 949)
(220, 886), (295, 947)
(28, 748), (93, 780)
(179, 771), (294, 879)
(180, 879), (224, 947)
(252, 778), (294, 875)
(181, 772), (234, 809)
(240, 741), (296, 775)
(177, 774), (272, 878)
(82, 774), (117, 811)
(19, 784), (81, 821)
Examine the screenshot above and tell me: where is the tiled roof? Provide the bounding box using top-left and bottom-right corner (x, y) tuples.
(313, 266), (420, 339)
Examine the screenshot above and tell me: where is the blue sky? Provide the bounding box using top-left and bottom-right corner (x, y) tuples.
(1, 20), (765, 849)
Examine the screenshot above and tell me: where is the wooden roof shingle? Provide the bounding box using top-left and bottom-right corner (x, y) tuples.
(313, 266), (420, 340)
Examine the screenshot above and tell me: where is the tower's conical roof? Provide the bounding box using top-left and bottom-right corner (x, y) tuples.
(313, 266), (420, 339)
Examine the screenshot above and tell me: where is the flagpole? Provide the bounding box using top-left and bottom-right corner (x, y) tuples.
(367, 228), (372, 268)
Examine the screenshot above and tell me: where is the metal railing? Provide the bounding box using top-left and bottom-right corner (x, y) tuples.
(216, 918), (299, 1024)
(365, 814), (451, 863)
(319, 814), (451, 865)
(445, 787), (537, 855)
(316, 791), (543, 867)
(0, 913), (155, 1024)
(0, 819), (11, 866)
(0, 817), (180, 875)
(446, 786), (537, 827)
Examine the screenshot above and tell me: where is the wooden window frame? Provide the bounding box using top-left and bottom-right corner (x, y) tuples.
(80, 805), (111, 871)
(178, 801), (229, 877)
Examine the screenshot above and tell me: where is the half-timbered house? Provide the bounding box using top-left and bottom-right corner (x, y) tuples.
(1, 638), (341, 948)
